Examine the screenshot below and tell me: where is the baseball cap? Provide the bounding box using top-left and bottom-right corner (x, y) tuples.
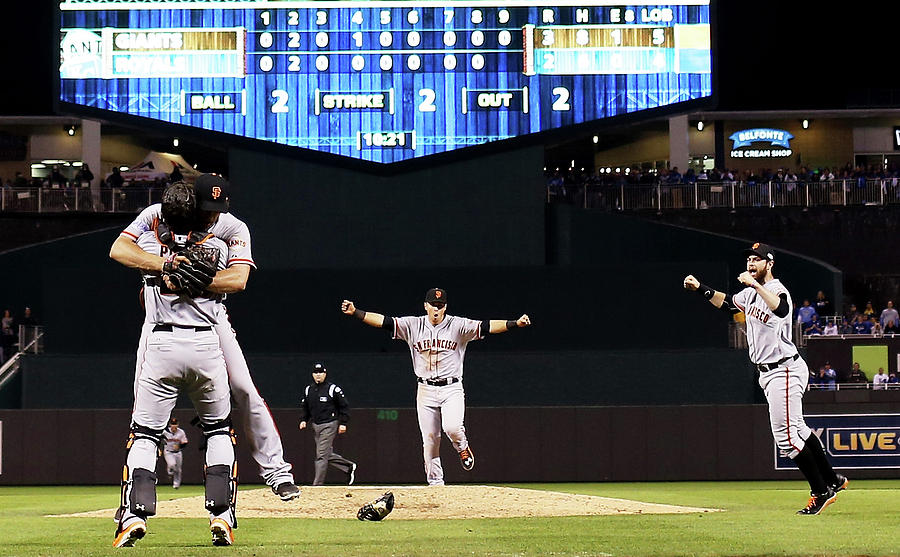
(194, 173), (230, 213)
(425, 287), (448, 304)
(312, 363), (327, 374)
(742, 242), (775, 262)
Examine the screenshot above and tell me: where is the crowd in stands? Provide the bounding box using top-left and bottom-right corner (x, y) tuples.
(545, 163), (900, 198)
(796, 294), (900, 337)
(810, 361), (899, 390)
(0, 306), (38, 364)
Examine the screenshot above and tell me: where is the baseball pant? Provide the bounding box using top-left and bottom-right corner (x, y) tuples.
(758, 357), (812, 459)
(135, 319), (294, 488)
(124, 327), (234, 526)
(311, 421), (355, 485)
(163, 450), (183, 488)
(416, 382), (467, 486)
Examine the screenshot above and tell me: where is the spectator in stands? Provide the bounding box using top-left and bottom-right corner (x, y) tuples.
(170, 164), (183, 182)
(885, 319), (899, 334)
(852, 314), (873, 335)
(803, 316), (823, 336)
(106, 166), (124, 189)
(13, 171), (28, 188)
(49, 165), (66, 189)
(845, 303), (861, 324)
(75, 163), (93, 188)
(814, 291), (832, 317)
(870, 317), (883, 336)
(823, 320), (838, 336)
(888, 372), (900, 389)
(863, 301), (877, 320)
(880, 300), (899, 329)
(796, 299), (817, 327)
(20, 307), (37, 327)
(810, 367), (825, 388)
(820, 167), (835, 181)
(822, 363), (837, 390)
(848, 362), (868, 383)
(0, 309), (14, 363)
(873, 367), (889, 390)
(839, 317), (854, 335)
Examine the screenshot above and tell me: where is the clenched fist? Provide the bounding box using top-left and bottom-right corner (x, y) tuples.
(683, 275), (700, 291)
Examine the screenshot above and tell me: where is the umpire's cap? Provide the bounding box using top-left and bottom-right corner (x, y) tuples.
(312, 363), (327, 374)
(425, 287), (448, 304)
(743, 242), (775, 262)
(195, 173), (230, 213)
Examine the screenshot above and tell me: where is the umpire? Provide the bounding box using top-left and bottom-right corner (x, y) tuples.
(298, 363), (357, 486)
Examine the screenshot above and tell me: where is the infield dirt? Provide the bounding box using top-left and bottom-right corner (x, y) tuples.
(61, 485), (718, 520)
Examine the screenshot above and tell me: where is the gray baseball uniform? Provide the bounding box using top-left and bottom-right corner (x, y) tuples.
(393, 315), (482, 485)
(119, 229), (234, 529)
(162, 426), (188, 488)
(122, 206), (294, 488)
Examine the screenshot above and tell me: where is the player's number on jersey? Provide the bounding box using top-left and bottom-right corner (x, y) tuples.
(271, 90), (289, 113)
(418, 88), (436, 112)
(552, 87), (570, 111)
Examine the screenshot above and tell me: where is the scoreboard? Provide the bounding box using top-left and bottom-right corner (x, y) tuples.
(59, 1), (713, 164)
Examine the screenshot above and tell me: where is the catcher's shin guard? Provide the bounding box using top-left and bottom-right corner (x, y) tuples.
(117, 424), (163, 521)
(202, 416), (238, 526)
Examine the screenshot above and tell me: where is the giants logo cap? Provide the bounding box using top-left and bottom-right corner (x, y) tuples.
(425, 287), (448, 304)
(742, 242), (775, 261)
(194, 173), (230, 213)
(312, 363), (327, 374)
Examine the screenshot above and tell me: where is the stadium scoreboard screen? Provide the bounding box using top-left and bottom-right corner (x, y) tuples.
(59, 1), (713, 164)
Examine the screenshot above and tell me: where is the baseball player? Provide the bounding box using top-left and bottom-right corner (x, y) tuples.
(109, 181), (238, 547)
(162, 417), (188, 489)
(298, 362), (357, 486)
(110, 174), (299, 502)
(341, 288), (531, 485)
(684, 242), (848, 515)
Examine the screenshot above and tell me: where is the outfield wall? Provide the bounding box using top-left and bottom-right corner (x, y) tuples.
(2, 402), (899, 486)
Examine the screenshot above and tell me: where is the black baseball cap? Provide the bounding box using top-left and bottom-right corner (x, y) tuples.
(743, 242), (775, 262)
(425, 287), (448, 304)
(312, 363), (327, 374)
(194, 173), (230, 213)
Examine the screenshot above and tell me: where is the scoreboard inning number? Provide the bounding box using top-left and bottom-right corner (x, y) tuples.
(59, 1), (713, 164)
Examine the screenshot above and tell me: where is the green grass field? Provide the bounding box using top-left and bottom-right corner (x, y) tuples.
(1, 481), (898, 556)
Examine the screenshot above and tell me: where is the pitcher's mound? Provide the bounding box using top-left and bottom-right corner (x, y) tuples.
(62, 485), (719, 520)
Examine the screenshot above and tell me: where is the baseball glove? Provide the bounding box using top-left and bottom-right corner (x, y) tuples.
(357, 491), (394, 521)
(164, 244), (219, 297)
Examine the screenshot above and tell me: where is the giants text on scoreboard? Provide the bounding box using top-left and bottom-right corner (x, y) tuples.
(59, 1), (713, 164)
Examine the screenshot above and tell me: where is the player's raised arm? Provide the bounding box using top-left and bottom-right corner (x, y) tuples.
(683, 274), (736, 311)
(341, 299), (388, 328)
(110, 234), (169, 273)
(487, 314), (531, 334)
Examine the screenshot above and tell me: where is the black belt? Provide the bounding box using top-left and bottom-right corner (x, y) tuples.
(144, 276), (162, 287)
(153, 324), (212, 333)
(757, 353), (799, 372)
(418, 377), (460, 386)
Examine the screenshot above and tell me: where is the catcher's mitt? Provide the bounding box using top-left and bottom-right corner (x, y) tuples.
(164, 243), (219, 297)
(357, 491), (394, 521)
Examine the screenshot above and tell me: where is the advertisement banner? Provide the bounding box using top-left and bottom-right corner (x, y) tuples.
(775, 414), (900, 470)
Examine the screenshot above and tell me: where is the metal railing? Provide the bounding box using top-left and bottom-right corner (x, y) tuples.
(0, 185), (165, 213)
(808, 382), (899, 391)
(550, 178), (900, 211)
(0, 326), (44, 393)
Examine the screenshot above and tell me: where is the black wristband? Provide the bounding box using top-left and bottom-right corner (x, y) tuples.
(354, 309), (366, 320)
(506, 320), (518, 330)
(697, 284), (715, 300)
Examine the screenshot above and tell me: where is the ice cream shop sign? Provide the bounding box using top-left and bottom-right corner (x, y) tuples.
(728, 128), (794, 158)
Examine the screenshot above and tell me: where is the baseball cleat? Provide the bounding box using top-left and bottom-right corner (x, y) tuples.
(831, 474), (849, 493)
(348, 463), (357, 486)
(272, 482), (300, 501)
(112, 518), (147, 548)
(113, 506), (124, 523)
(796, 487), (837, 515)
(459, 447), (475, 471)
(210, 518), (234, 546)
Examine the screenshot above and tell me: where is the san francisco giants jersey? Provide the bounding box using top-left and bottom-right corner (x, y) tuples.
(136, 230), (228, 327)
(122, 205), (255, 269)
(732, 278), (797, 364)
(163, 427), (188, 453)
(393, 315), (482, 380)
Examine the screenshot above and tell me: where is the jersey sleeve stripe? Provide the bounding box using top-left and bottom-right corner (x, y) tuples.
(475, 320), (483, 340)
(121, 230), (139, 240)
(227, 258), (256, 268)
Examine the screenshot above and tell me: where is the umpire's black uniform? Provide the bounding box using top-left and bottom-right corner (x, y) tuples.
(299, 363), (356, 485)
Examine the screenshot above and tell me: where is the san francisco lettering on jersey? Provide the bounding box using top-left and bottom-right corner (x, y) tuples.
(414, 338), (459, 352)
(746, 304), (771, 323)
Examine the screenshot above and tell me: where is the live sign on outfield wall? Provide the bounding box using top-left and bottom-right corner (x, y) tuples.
(774, 414), (900, 470)
(58, 0), (713, 164)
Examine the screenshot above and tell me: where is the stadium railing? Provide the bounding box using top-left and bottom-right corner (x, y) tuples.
(551, 179), (900, 211)
(0, 185), (165, 213)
